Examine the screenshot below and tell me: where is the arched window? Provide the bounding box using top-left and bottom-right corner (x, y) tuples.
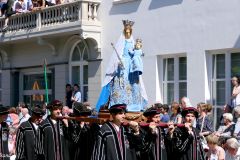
(69, 40), (89, 102)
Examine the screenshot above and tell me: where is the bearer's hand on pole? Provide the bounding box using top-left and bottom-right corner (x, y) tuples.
(129, 121), (140, 135)
(62, 115), (69, 127)
(149, 122), (157, 134)
(168, 121), (175, 137)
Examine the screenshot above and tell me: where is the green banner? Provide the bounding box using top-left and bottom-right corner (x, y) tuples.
(44, 59), (49, 104)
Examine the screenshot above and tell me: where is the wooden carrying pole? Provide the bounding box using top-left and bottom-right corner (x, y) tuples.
(56, 116), (184, 128)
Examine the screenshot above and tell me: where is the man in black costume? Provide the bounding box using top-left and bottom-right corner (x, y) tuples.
(0, 106), (10, 160)
(165, 107), (205, 160)
(15, 106), (45, 160)
(91, 104), (142, 160)
(68, 102), (99, 160)
(36, 100), (70, 160)
(137, 106), (166, 160)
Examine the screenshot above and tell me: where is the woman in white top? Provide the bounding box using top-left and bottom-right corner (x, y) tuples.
(232, 76), (240, 108)
(206, 134), (225, 160)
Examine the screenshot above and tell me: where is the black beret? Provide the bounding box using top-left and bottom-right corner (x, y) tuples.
(0, 106), (9, 115)
(109, 104), (127, 114)
(73, 102), (92, 116)
(31, 107), (45, 116)
(181, 107), (199, 118)
(47, 100), (63, 110)
(143, 107), (160, 117)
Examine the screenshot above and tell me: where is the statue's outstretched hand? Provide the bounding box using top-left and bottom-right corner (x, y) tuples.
(118, 62), (124, 69)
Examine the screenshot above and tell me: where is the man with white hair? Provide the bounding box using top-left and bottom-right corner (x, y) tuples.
(215, 113), (235, 137)
(225, 138), (240, 160)
(62, 106), (70, 116)
(180, 97), (192, 109)
(19, 108), (31, 124)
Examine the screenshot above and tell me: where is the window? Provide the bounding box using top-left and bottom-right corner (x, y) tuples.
(23, 74), (52, 90)
(212, 54), (226, 106)
(211, 53), (240, 106)
(162, 56), (187, 104)
(23, 73), (53, 107)
(211, 52), (240, 129)
(231, 53), (240, 77)
(69, 40), (89, 102)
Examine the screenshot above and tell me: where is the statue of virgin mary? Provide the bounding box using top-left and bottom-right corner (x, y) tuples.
(96, 20), (148, 112)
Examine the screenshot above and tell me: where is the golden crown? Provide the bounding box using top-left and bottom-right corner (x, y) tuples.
(122, 20), (134, 27)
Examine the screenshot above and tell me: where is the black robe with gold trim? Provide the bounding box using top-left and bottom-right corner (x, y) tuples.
(36, 116), (70, 160)
(91, 121), (142, 160)
(137, 126), (167, 160)
(68, 120), (100, 160)
(15, 119), (38, 160)
(164, 127), (205, 160)
(0, 122), (9, 160)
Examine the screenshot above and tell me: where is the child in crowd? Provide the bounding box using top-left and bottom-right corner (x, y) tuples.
(206, 134), (225, 160)
(160, 104), (170, 123)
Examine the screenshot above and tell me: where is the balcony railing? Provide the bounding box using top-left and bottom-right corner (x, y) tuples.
(0, 0), (100, 33)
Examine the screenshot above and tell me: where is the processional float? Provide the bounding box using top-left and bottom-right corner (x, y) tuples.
(57, 20), (183, 128)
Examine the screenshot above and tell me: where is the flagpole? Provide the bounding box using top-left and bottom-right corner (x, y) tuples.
(44, 58), (49, 104)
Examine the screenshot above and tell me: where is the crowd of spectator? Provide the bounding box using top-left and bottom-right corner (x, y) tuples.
(0, 0), (73, 31)
(0, 76), (238, 159)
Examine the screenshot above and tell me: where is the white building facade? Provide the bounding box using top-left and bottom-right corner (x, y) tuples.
(0, 0), (240, 126)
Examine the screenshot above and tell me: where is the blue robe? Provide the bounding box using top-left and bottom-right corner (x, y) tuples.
(96, 38), (146, 112)
(110, 39), (144, 111)
(130, 49), (143, 75)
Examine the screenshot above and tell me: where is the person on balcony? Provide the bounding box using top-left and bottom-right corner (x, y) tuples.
(2, 0), (16, 31)
(31, 0), (44, 10)
(13, 0), (27, 13)
(23, 0), (33, 11)
(43, 0), (56, 7)
(0, 0), (7, 17)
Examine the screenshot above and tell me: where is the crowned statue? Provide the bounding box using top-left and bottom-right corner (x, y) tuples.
(96, 20), (148, 112)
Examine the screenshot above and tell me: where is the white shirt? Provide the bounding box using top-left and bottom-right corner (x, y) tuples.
(19, 114), (31, 124)
(32, 122), (39, 130)
(51, 118), (57, 125)
(233, 86), (240, 108)
(46, 0), (56, 4)
(23, 0), (33, 11)
(112, 123), (120, 132)
(73, 91), (81, 102)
